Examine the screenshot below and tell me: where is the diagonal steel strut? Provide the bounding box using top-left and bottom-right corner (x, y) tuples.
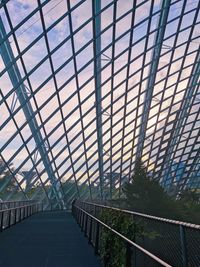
(0, 17), (64, 207)
(136, 0), (171, 159)
(93, 0), (104, 199)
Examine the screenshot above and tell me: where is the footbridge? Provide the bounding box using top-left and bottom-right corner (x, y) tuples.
(0, 200), (199, 267)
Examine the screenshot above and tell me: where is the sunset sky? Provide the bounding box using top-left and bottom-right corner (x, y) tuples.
(0, 0), (199, 202)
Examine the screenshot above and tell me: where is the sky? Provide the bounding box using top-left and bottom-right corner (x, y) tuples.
(0, 0), (199, 199)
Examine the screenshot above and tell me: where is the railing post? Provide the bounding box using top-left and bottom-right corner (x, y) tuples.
(78, 209), (81, 225)
(72, 204), (75, 217)
(77, 209), (80, 224)
(81, 211), (85, 232)
(94, 222), (100, 255)
(73, 205), (75, 218)
(77, 208), (80, 225)
(19, 207), (22, 221)
(71, 202), (74, 216)
(180, 225), (188, 267)
(126, 243), (132, 267)
(79, 208), (81, 222)
(132, 215), (137, 267)
(80, 209), (82, 225)
(14, 208), (17, 224)
(94, 205), (97, 217)
(16, 208), (18, 223)
(8, 209), (11, 227)
(84, 214), (88, 237)
(88, 217), (93, 244)
(75, 206), (78, 221)
(0, 211), (4, 232)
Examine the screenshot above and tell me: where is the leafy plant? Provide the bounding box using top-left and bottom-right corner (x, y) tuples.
(0, 160), (17, 198)
(122, 157), (200, 224)
(123, 158), (180, 219)
(99, 209), (158, 267)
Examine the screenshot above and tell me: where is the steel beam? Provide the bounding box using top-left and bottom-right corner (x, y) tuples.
(93, 0), (104, 199)
(183, 149), (200, 191)
(136, 0), (171, 158)
(0, 17), (63, 207)
(161, 50), (200, 188)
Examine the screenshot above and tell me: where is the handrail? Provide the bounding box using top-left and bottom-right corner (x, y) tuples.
(83, 201), (200, 229)
(80, 200), (200, 266)
(0, 203), (38, 213)
(0, 200), (37, 203)
(0, 200), (40, 211)
(72, 203), (172, 267)
(0, 201), (42, 232)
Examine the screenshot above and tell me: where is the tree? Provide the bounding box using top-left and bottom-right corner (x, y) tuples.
(123, 158), (180, 218)
(178, 189), (200, 223)
(99, 209), (145, 267)
(0, 159), (17, 197)
(179, 188), (200, 204)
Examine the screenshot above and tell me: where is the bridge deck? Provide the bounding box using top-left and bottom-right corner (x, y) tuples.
(0, 211), (101, 267)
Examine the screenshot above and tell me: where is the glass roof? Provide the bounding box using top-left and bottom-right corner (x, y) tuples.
(0, 0), (199, 208)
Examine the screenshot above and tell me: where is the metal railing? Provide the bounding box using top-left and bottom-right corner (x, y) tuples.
(72, 201), (172, 267)
(0, 201), (42, 232)
(77, 201), (200, 267)
(0, 200), (65, 212)
(0, 200), (38, 210)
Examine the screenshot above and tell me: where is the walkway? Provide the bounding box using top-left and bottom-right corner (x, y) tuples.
(0, 211), (101, 267)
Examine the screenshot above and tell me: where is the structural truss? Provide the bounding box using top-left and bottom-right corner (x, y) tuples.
(0, 0), (199, 208)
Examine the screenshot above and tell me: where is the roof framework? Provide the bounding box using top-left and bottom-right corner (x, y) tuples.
(0, 0), (199, 208)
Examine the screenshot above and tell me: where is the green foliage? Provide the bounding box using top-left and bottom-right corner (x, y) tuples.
(99, 209), (159, 267)
(123, 158), (175, 217)
(122, 158), (200, 224)
(178, 189), (200, 223)
(0, 160), (17, 198)
(99, 209), (143, 267)
(179, 188), (200, 204)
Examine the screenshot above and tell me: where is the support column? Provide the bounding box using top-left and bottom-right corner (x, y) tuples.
(94, 0), (104, 199)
